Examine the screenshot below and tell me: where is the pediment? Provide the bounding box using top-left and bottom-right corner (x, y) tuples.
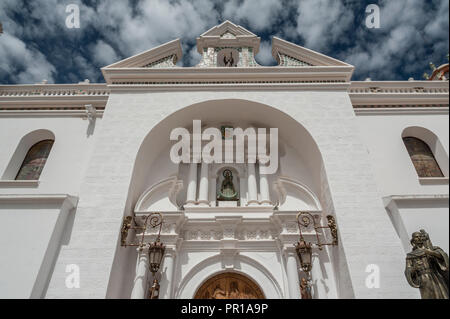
(272, 37), (352, 67)
(103, 39), (182, 69)
(197, 20), (260, 54)
(200, 20), (257, 38)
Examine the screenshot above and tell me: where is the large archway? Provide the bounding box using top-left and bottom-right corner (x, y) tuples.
(106, 98), (348, 299)
(194, 272), (265, 299)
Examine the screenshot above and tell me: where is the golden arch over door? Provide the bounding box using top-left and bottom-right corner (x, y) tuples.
(194, 273), (265, 299)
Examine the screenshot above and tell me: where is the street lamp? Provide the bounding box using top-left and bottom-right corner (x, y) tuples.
(148, 237), (165, 276)
(120, 212), (165, 299)
(295, 238), (312, 273)
(295, 211), (338, 299)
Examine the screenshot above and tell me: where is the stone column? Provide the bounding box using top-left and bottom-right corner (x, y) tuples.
(285, 248), (301, 299)
(185, 163), (198, 205)
(247, 163), (258, 205)
(131, 247), (149, 299)
(197, 162), (209, 206)
(259, 162), (271, 205)
(160, 247), (177, 299)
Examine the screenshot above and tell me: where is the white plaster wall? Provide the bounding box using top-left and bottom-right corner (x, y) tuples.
(0, 116), (101, 195)
(0, 116), (99, 298)
(356, 114), (449, 258)
(44, 91), (414, 299)
(355, 114), (449, 196)
(0, 200), (74, 298)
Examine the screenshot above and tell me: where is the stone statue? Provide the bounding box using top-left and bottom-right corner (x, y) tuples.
(223, 52), (234, 67)
(217, 169), (238, 201)
(300, 277), (312, 299)
(148, 279), (160, 299)
(405, 229), (449, 299)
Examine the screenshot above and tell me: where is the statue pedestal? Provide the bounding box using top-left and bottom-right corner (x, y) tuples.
(218, 201), (238, 208)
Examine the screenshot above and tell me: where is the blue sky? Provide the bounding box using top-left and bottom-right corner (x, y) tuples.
(0, 0), (448, 84)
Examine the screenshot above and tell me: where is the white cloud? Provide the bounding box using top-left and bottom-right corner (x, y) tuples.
(91, 40), (120, 67)
(0, 0), (448, 83)
(255, 40), (275, 65)
(0, 33), (56, 83)
(223, 0), (283, 32)
(296, 0), (354, 51)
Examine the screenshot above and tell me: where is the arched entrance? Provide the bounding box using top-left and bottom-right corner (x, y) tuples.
(194, 273), (265, 299)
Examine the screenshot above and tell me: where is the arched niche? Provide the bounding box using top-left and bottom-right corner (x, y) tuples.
(134, 176), (183, 212)
(273, 176), (322, 211)
(214, 165), (241, 206)
(402, 126), (449, 177)
(106, 99), (347, 298)
(2, 129), (55, 180)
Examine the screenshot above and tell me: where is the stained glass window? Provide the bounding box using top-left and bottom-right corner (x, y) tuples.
(15, 140), (54, 180)
(403, 137), (444, 178)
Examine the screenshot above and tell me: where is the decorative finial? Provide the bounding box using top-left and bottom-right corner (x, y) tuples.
(423, 73), (430, 80)
(429, 62), (436, 71)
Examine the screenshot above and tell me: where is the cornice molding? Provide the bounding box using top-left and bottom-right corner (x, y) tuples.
(101, 66), (354, 90)
(349, 80), (449, 106)
(354, 106), (449, 115)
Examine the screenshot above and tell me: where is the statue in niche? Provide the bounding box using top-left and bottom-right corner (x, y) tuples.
(405, 229), (449, 299)
(223, 52), (235, 67)
(217, 169), (239, 201)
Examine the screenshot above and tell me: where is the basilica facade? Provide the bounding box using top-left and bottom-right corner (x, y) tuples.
(0, 21), (448, 299)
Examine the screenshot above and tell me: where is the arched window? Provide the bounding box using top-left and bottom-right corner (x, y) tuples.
(15, 140), (54, 180)
(403, 137), (443, 178)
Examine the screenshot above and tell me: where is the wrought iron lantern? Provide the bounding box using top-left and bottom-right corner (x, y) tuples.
(120, 212), (165, 299)
(294, 212), (338, 273)
(295, 238), (312, 273)
(148, 238), (165, 276)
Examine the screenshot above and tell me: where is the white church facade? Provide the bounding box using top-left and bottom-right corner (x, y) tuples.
(0, 21), (448, 299)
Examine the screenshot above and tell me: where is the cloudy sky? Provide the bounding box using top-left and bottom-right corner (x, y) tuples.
(0, 0), (448, 84)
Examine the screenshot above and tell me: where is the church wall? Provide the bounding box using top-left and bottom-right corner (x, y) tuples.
(0, 116), (100, 298)
(0, 116), (101, 195)
(43, 90), (415, 299)
(355, 113), (449, 258)
(355, 113), (449, 197)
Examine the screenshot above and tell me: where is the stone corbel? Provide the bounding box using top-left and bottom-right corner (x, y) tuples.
(85, 104), (97, 121)
(220, 242), (239, 270)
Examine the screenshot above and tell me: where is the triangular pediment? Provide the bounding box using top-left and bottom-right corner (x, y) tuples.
(197, 20), (260, 54)
(272, 37), (351, 67)
(103, 39), (182, 69)
(200, 20), (257, 38)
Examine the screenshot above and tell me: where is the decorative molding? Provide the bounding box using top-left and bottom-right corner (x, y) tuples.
(272, 37), (353, 69)
(0, 194), (78, 207)
(383, 194), (449, 208)
(103, 39), (182, 69)
(354, 106), (449, 115)
(349, 81), (449, 106)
